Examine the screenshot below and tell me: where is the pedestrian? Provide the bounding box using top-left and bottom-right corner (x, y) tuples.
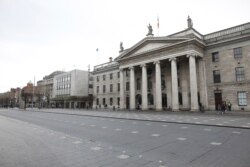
(221, 101), (226, 115)
(228, 101), (232, 111)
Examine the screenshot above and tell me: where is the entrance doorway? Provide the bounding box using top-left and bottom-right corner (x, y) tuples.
(126, 96), (130, 109)
(162, 93), (167, 108)
(214, 90), (222, 110)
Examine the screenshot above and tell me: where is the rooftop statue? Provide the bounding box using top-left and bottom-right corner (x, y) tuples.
(187, 16), (193, 28)
(119, 42), (124, 52)
(146, 23), (153, 36)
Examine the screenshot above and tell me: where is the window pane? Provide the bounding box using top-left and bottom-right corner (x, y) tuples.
(234, 47), (242, 59)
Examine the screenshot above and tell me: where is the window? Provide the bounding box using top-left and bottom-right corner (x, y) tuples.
(117, 97), (120, 106)
(117, 83), (120, 92)
(136, 78), (141, 90)
(103, 98), (106, 105)
(96, 76), (99, 82)
(96, 86), (99, 93)
(103, 85), (106, 93)
(213, 70), (221, 83)
(110, 84), (113, 92)
(89, 84), (93, 88)
(234, 47), (242, 59)
(117, 72), (120, 78)
(96, 98), (99, 105)
(238, 91), (247, 106)
(235, 67), (245, 81)
(126, 70), (129, 77)
(110, 98), (113, 105)
(126, 82), (129, 91)
(110, 73), (113, 80)
(103, 75), (106, 81)
(212, 52), (219, 62)
(148, 77), (152, 90)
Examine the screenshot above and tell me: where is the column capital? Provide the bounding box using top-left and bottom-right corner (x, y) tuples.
(187, 54), (199, 58)
(153, 60), (160, 65)
(129, 66), (134, 70)
(169, 57), (176, 62)
(140, 63), (147, 68)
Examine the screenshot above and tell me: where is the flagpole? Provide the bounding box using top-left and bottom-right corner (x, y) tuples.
(96, 48), (99, 65)
(157, 15), (159, 36)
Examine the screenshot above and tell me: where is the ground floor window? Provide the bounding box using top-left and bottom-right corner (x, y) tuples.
(117, 97), (120, 106)
(238, 91), (247, 106)
(110, 98), (113, 105)
(103, 98), (106, 105)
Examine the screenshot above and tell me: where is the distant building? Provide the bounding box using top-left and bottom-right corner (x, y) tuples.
(37, 71), (65, 107)
(52, 69), (93, 109)
(0, 88), (21, 108)
(93, 18), (250, 111)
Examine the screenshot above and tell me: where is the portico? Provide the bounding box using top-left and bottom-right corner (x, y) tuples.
(117, 49), (203, 111)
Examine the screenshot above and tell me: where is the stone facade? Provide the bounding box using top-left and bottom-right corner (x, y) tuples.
(93, 20), (250, 111)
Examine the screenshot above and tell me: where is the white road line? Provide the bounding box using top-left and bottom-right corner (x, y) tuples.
(151, 134), (160, 137)
(162, 124), (168, 127)
(73, 141), (82, 144)
(131, 131), (138, 134)
(177, 137), (187, 141)
(102, 126), (107, 129)
(115, 128), (121, 131)
(204, 128), (212, 131)
(181, 127), (188, 129)
(210, 142), (222, 146)
(117, 154), (130, 159)
(91, 146), (102, 151)
(232, 131), (241, 134)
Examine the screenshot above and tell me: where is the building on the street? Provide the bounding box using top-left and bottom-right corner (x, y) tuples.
(37, 71), (65, 108)
(52, 69), (93, 109)
(92, 17), (250, 111)
(0, 88), (21, 108)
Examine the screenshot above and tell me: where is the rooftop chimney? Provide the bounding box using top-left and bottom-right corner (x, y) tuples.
(109, 57), (113, 62)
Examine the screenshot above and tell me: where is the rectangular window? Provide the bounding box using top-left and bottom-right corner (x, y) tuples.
(137, 78), (141, 90)
(103, 98), (106, 105)
(103, 85), (106, 93)
(213, 70), (221, 83)
(117, 97), (120, 106)
(126, 82), (129, 91)
(238, 91), (247, 106)
(117, 83), (120, 92)
(103, 75), (106, 81)
(117, 72), (120, 78)
(212, 52), (219, 62)
(235, 67), (245, 81)
(97, 76), (99, 82)
(110, 84), (113, 92)
(234, 47), (242, 59)
(96, 86), (99, 93)
(110, 73), (113, 80)
(110, 98), (113, 105)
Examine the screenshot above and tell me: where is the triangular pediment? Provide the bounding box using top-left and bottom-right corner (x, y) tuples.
(116, 37), (189, 61)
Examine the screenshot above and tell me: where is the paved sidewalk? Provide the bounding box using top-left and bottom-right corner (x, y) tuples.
(16, 108), (250, 129)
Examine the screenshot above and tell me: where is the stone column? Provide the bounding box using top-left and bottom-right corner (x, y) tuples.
(141, 64), (148, 110)
(169, 58), (179, 111)
(187, 54), (199, 111)
(119, 69), (125, 109)
(154, 61), (162, 111)
(129, 67), (135, 110)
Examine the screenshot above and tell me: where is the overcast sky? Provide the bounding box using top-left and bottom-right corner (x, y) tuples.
(0, 0), (250, 93)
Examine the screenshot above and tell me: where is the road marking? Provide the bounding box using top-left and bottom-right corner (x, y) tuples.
(60, 136), (66, 139)
(131, 131), (138, 134)
(90, 125), (96, 127)
(210, 142), (222, 146)
(73, 141), (82, 144)
(102, 126), (107, 129)
(91, 147), (102, 151)
(146, 123), (151, 125)
(232, 131), (241, 134)
(177, 137), (187, 141)
(162, 124), (168, 127)
(204, 128), (212, 131)
(115, 128), (121, 131)
(117, 154), (130, 159)
(181, 126), (188, 129)
(152, 134), (160, 137)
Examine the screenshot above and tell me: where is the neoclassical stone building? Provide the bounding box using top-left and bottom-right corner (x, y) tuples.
(93, 18), (250, 111)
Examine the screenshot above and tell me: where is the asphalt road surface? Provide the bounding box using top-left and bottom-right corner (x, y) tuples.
(0, 109), (250, 167)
